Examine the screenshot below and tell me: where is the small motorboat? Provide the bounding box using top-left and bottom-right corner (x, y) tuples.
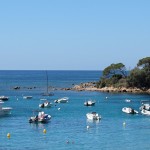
(84, 100), (95, 106)
(29, 111), (51, 123)
(141, 109), (150, 116)
(0, 96), (9, 101)
(0, 100), (12, 116)
(86, 112), (101, 120)
(54, 97), (69, 103)
(122, 107), (138, 114)
(23, 96), (33, 99)
(140, 104), (150, 111)
(139, 101), (150, 111)
(39, 100), (52, 108)
(125, 99), (131, 103)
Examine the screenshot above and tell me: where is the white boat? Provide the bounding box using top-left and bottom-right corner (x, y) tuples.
(86, 112), (101, 120)
(0, 101), (12, 116)
(39, 100), (52, 108)
(84, 100), (95, 106)
(141, 109), (150, 116)
(0, 96), (9, 101)
(23, 96), (33, 99)
(54, 97), (69, 103)
(140, 101), (150, 111)
(140, 104), (150, 111)
(122, 107), (138, 114)
(125, 99), (131, 102)
(29, 111), (51, 123)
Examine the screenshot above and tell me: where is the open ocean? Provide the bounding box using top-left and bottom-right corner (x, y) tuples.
(0, 70), (150, 150)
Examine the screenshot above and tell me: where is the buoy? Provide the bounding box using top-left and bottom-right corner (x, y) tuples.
(7, 133), (11, 138)
(58, 108), (60, 110)
(123, 122), (126, 126)
(87, 125), (90, 129)
(43, 129), (47, 134)
(106, 97), (108, 99)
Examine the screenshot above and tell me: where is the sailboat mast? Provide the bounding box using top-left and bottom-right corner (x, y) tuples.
(42, 70), (53, 96)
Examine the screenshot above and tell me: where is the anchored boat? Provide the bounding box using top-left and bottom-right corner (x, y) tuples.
(23, 96), (33, 99)
(29, 111), (51, 123)
(122, 107), (138, 114)
(0, 100), (12, 116)
(54, 97), (69, 103)
(39, 99), (52, 108)
(86, 112), (101, 120)
(84, 100), (95, 106)
(0, 96), (9, 101)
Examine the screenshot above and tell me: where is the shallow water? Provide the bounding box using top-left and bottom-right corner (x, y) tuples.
(0, 71), (150, 150)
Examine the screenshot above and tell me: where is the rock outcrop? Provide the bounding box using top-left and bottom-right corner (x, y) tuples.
(69, 82), (150, 94)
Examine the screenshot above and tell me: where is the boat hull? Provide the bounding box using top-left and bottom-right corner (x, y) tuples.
(23, 96), (32, 99)
(84, 101), (95, 106)
(39, 102), (52, 108)
(29, 112), (51, 123)
(55, 97), (69, 103)
(58, 100), (68, 103)
(141, 109), (150, 116)
(0, 96), (9, 101)
(0, 107), (12, 116)
(122, 107), (138, 114)
(86, 112), (101, 120)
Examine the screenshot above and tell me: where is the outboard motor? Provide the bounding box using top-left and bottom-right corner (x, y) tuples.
(41, 103), (44, 108)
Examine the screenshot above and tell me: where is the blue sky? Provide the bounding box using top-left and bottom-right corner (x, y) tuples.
(0, 0), (149, 70)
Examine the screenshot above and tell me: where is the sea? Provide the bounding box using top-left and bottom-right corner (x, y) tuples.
(0, 70), (150, 150)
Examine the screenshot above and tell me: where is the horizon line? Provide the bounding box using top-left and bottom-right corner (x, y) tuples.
(0, 69), (102, 71)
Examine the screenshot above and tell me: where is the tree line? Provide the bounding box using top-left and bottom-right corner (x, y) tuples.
(97, 57), (150, 89)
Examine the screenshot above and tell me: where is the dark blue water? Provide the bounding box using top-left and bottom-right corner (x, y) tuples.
(0, 71), (150, 150)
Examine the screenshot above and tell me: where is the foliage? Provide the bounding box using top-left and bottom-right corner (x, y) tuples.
(98, 57), (150, 89)
(127, 68), (147, 88)
(127, 57), (150, 88)
(103, 63), (126, 78)
(137, 57), (150, 69)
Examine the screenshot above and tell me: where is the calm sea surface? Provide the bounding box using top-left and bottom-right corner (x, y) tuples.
(0, 70), (150, 150)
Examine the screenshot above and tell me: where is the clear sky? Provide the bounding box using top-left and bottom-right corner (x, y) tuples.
(0, 0), (149, 70)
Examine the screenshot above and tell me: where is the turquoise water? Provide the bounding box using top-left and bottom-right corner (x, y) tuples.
(0, 71), (150, 150)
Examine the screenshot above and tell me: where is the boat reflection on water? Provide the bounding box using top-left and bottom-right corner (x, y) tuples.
(86, 118), (101, 124)
(29, 121), (46, 129)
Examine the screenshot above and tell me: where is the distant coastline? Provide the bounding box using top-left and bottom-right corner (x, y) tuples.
(60, 82), (150, 94)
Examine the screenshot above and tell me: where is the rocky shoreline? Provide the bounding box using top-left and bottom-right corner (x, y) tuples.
(61, 82), (150, 94)
(11, 82), (150, 94)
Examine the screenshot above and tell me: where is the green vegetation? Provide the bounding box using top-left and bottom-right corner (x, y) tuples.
(103, 63), (127, 78)
(97, 57), (150, 89)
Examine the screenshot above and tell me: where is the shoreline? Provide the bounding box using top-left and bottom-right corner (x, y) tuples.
(60, 82), (150, 94)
